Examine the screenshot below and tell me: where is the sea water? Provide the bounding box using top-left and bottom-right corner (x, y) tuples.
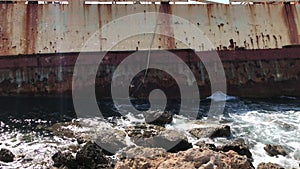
(0, 96), (299, 168)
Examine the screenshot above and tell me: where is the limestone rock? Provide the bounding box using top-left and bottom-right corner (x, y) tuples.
(115, 148), (254, 169)
(264, 144), (287, 156)
(189, 125), (231, 139)
(136, 129), (192, 153)
(95, 129), (127, 155)
(118, 146), (167, 159)
(257, 162), (285, 169)
(125, 124), (165, 140)
(216, 139), (252, 159)
(195, 141), (216, 151)
(143, 111), (173, 126)
(48, 121), (81, 138)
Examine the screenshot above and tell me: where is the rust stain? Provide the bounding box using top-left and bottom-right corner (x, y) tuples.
(159, 3), (175, 49)
(0, 4), (11, 56)
(24, 4), (38, 54)
(106, 4), (112, 21)
(98, 5), (102, 50)
(0, 49), (300, 98)
(1, 4), (300, 55)
(282, 3), (299, 44)
(206, 4), (212, 26)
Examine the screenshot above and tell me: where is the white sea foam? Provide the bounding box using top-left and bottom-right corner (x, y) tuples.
(230, 110), (300, 168)
(0, 100), (299, 168)
(207, 91), (237, 101)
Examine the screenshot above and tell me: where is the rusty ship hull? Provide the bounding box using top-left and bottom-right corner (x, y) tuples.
(0, 48), (299, 98)
(0, 2), (300, 98)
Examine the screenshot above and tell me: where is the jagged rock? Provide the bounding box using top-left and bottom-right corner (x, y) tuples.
(118, 146), (167, 159)
(125, 124), (165, 140)
(115, 148), (254, 169)
(0, 148), (14, 162)
(136, 129), (192, 153)
(76, 137), (84, 145)
(257, 162), (285, 169)
(189, 125), (231, 139)
(219, 150), (254, 169)
(216, 139), (252, 159)
(143, 111), (173, 126)
(264, 144), (287, 156)
(76, 142), (111, 168)
(94, 129), (127, 155)
(49, 121), (81, 138)
(195, 141), (216, 151)
(52, 151), (77, 169)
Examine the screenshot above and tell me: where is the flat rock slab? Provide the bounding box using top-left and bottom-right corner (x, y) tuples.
(189, 125), (231, 139)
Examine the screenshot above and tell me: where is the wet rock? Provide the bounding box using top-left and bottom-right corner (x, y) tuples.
(257, 162), (285, 169)
(76, 137), (85, 145)
(195, 141), (216, 151)
(49, 121), (81, 138)
(189, 125), (231, 139)
(76, 142), (111, 168)
(0, 148), (15, 162)
(52, 151), (77, 169)
(125, 124), (165, 139)
(264, 144), (287, 156)
(143, 111), (173, 126)
(115, 148), (254, 169)
(136, 130), (192, 153)
(95, 129), (127, 155)
(293, 149), (300, 160)
(216, 139), (252, 159)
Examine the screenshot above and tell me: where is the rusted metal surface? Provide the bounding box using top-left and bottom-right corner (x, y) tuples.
(0, 48), (299, 98)
(1, 3), (300, 56)
(0, 3), (300, 98)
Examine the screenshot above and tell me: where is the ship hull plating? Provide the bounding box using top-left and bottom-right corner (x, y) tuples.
(0, 48), (299, 98)
(0, 3), (300, 98)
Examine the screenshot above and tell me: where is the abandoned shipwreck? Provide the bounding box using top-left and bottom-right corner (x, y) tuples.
(0, 1), (300, 169)
(0, 0), (300, 98)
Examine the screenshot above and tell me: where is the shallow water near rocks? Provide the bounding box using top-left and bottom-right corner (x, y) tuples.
(0, 96), (299, 168)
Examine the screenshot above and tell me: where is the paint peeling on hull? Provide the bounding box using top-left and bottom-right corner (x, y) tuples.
(1, 3), (300, 55)
(1, 3), (300, 98)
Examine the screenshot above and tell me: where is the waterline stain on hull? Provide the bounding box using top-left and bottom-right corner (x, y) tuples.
(0, 48), (299, 98)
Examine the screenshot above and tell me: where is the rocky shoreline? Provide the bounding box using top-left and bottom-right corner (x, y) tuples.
(0, 111), (298, 169)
